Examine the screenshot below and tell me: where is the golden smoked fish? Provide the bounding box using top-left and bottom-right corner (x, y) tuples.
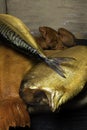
(0, 14), (74, 78)
(20, 46), (87, 112)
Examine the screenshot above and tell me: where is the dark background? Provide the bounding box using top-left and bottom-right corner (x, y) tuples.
(10, 106), (87, 130)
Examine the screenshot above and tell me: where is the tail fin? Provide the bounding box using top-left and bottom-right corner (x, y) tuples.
(45, 57), (76, 78)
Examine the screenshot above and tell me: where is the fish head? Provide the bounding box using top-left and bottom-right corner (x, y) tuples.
(19, 62), (65, 112)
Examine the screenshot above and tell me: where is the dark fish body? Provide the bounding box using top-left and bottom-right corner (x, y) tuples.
(0, 14), (74, 77)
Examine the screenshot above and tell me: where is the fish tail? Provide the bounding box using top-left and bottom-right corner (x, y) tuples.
(45, 57), (75, 78)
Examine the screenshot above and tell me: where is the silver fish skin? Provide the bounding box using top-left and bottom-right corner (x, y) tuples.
(0, 14), (74, 77)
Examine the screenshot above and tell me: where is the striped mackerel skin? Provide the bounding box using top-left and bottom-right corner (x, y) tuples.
(0, 22), (37, 55)
(0, 14), (68, 78)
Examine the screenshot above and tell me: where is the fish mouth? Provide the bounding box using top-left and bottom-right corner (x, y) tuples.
(19, 87), (50, 112)
(19, 86), (63, 112)
(19, 79), (64, 112)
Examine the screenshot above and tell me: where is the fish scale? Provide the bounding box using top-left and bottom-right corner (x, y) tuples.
(0, 22), (37, 54)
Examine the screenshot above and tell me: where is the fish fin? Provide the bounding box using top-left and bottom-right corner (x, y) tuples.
(53, 57), (76, 64)
(45, 57), (75, 78)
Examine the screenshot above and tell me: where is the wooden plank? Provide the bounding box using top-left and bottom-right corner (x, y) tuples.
(0, 0), (6, 13)
(7, 0), (87, 38)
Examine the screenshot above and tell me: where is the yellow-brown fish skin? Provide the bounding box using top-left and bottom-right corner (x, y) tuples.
(20, 46), (87, 112)
(0, 14), (44, 56)
(0, 14), (74, 78)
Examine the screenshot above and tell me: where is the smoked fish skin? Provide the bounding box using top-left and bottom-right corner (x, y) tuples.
(0, 14), (74, 78)
(20, 46), (87, 112)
